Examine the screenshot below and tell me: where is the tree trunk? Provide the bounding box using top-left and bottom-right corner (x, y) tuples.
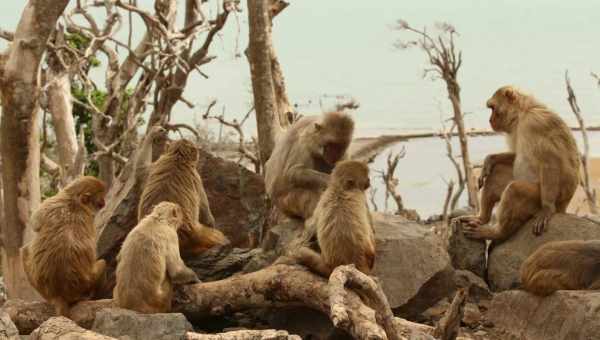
(448, 89), (478, 209)
(47, 35), (79, 187)
(247, 0), (279, 164)
(0, 0), (70, 300)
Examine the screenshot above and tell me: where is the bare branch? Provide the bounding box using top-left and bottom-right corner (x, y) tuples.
(433, 288), (467, 340)
(565, 70), (598, 213)
(0, 28), (14, 41)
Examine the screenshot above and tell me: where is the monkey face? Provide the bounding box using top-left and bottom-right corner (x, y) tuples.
(322, 141), (349, 166)
(81, 190), (106, 211)
(487, 86), (519, 133)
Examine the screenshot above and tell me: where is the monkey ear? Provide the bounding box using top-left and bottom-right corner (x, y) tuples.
(345, 179), (355, 189)
(314, 123), (322, 131)
(503, 87), (517, 102)
(80, 193), (92, 205)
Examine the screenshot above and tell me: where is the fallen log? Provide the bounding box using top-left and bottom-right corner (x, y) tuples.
(185, 330), (301, 340)
(1, 265), (434, 339)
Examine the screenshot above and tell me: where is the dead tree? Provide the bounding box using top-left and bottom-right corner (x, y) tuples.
(203, 102), (262, 173)
(394, 21), (478, 209)
(0, 0), (70, 300)
(246, 0), (295, 165)
(378, 149), (407, 214)
(441, 121), (465, 211)
(565, 71), (598, 213)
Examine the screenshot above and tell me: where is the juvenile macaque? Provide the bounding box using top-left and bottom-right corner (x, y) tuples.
(265, 111), (355, 220)
(22, 176), (107, 316)
(114, 202), (199, 313)
(290, 160), (375, 277)
(457, 86), (580, 243)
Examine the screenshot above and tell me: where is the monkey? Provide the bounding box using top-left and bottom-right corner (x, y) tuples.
(138, 139), (228, 256)
(455, 86), (580, 243)
(264, 111), (355, 220)
(520, 240), (600, 296)
(287, 160), (376, 277)
(114, 201), (199, 313)
(21, 176), (107, 316)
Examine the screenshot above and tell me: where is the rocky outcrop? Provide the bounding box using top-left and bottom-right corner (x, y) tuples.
(91, 308), (192, 340)
(487, 290), (600, 340)
(30, 317), (115, 340)
(487, 214), (600, 291)
(0, 312), (19, 340)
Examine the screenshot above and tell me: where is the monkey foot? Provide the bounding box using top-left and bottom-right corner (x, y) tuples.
(454, 215), (482, 227)
(531, 210), (552, 236)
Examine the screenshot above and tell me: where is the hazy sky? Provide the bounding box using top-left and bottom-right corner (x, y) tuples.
(1, 0), (599, 137)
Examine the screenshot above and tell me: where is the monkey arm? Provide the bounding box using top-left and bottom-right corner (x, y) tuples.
(166, 243), (200, 285)
(531, 160), (561, 235)
(479, 152), (515, 189)
(197, 187), (216, 227)
(287, 165), (330, 190)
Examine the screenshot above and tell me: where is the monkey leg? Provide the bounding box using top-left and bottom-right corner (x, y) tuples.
(463, 180), (540, 242)
(522, 269), (574, 296)
(51, 298), (71, 317)
(278, 189), (322, 220)
(90, 259), (107, 296)
(293, 247), (333, 278)
(457, 162), (513, 226)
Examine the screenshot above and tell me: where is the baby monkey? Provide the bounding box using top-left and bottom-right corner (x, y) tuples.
(290, 160), (376, 277)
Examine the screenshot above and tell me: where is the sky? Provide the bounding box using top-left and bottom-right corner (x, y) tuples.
(1, 0), (599, 215)
(1, 0), (599, 137)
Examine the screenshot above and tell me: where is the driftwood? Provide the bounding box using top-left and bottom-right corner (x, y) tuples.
(2, 265), (435, 339)
(185, 330), (301, 340)
(433, 288), (467, 340)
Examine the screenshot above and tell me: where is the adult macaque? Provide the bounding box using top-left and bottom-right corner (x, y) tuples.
(521, 240), (600, 296)
(265, 111), (355, 220)
(457, 86), (580, 243)
(22, 176), (107, 316)
(138, 139), (228, 256)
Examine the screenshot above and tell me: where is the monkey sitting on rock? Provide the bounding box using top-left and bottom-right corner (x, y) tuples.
(456, 85), (580, 243)
(22, 176), (108, 316)
(520, 240), (600, 296)
(287, 160), (376, 277)
(114, 201), (199, 313)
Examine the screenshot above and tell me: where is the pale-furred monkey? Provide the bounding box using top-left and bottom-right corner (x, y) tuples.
(456, 86), (580, 243)
(264, 111), (355, 220)
(114, 201), (199, 313)
(22, 176), (107, 316)
(289, 160), (376, 277)
(138, 139), (228, 256)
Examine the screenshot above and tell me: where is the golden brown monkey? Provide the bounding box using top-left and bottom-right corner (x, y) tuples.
(290, 160), (375, 277)
(114, 202), (199, 313)
(138, 139), (228, 256)
(22, 176), (107, 316)
(456, 86), (580, 242)
(265, 111), (355, 220)
(520, 240), (600, 296)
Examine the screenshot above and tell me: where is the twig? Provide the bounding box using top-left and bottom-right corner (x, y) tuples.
(442, 179), (455, 227)
(433, 288), (467, 340)
(565, 70), (598, 213)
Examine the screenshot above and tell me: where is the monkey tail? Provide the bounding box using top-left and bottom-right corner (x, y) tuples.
(196, 225), (230, 249)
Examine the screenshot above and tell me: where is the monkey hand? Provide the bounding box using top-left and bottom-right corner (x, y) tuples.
(531, 208), (554, 236)
(453, 215), (482, 227)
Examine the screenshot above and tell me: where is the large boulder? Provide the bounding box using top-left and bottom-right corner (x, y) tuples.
(487, 290), (600, 340)
(92, 308), (192, 340)
(447, 221), (487, 279)
(373, 213), (454, 316)
(94, 148), (266, 297)
(31, 317), (116, 340)
(488, 214), (600, 291)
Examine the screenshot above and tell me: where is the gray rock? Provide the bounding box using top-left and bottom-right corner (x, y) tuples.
(453, 270), (492, 303)
(372, 213), (454, 315)
(91, 308), (192, 340)
(0, 311), (19, 340)
(447, 220), (486, 278)
(488, 290), (600, 340)
(488, 214), (600, 291)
